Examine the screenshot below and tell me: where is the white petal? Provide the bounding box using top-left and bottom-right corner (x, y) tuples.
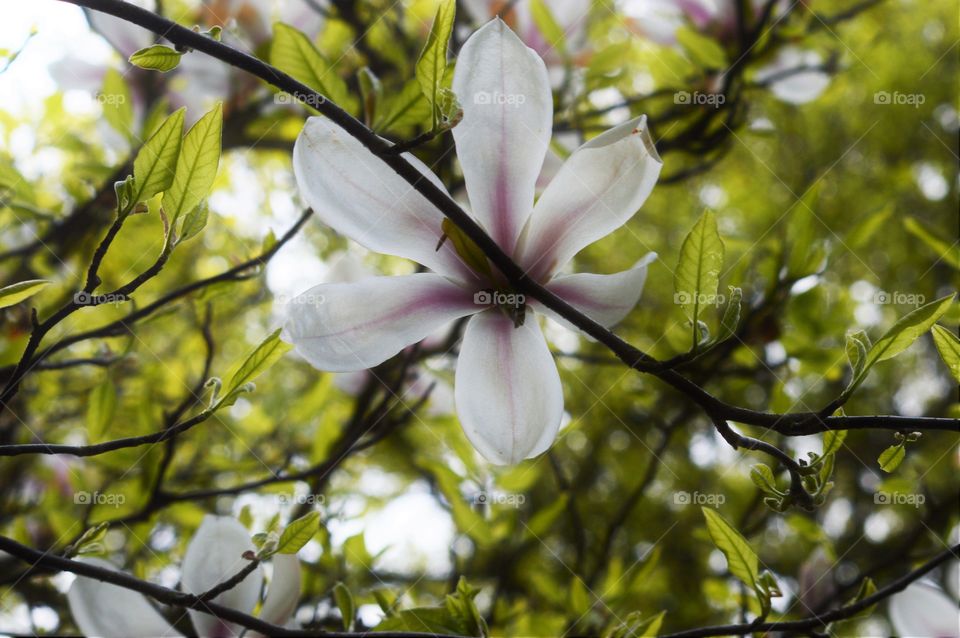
(888, 581), (960, 638)
(539, 252), (657, 329)
(947, 560), (959, 603)
(66, 558), (182, 638)
(283, 274), (479, 372)
(755, 48), (830, 105)
(455, 311), (563, 464)
(293, 117), (476, 283)
(452, 18), (553, 254)
(181, 516), (263, 638)
(518, 115), (662, 282)
(255, 554), (301, 630)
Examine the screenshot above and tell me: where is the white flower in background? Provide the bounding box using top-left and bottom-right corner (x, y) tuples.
(67, 515), (300, 638)
(887, 570), (960, 638)
(284, 19), (661, 464)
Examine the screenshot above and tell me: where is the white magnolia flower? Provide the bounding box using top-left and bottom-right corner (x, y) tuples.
(888, 573), (960, 638)
(67, 515), (301, 638)
(284, 19), (662, 465)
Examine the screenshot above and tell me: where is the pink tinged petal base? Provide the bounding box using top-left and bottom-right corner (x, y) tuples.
(452, 18), (553, 254)
(181, 516), (263, 638)
(518, 115), (662, 282)
(282, 273), (479, 372)
(888, 581), (960, 638)
(66, 558), (182, 638)
(539, 252), (657, 329)
(293, 117), (475, 284)
(455, 311), (563, 465)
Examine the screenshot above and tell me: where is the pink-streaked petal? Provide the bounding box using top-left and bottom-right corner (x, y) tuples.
(518, 115), (662, 282)
(293, 117), (476, 284)
(282, 274), (479, 372)
(537, 252), (657, 329)
(67, 558), (182, 638)
(452, 18), (553, 254)
(455, 311), (563, 464)
(182, 516), (263, 638)
(254, 554), (301, 631)
(888, 581), (960, 638)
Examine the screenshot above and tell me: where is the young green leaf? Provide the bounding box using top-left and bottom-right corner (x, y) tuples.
(676, 27), (728, 68)
(822, 429), (847, 457)
(86, 377), (117, 442)
(701, 507), (759, 591)
(333, 582), (355, 630)
(162, 103), (222, 224)
(903, 217), (960, 270)
(530, 0), (567, 56)
(276, 510), (320, 554)
(178, 202), (209, 243)
(675, 210), (724, 346)
(271, 23), (354, 113)
(844, 330), (869, 379)
(878, 444), (905, 473)
(221, 328), (291, 404)
(931, 324), (960, 382)
(415, 0), (455, 129)
(100, 68), (133, 139)
(0, 279), (50, 309)
(374, 78), (431, 132)
(129, 44), (183, 72)
(716, 286), (742, 342)
(750, 464), (780, 495)
(866, 294), (955, 365)
(131, 108), (185, 206)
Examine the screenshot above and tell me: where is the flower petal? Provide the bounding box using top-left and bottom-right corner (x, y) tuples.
(293, 117), (475, 283)
(452, 18), (553, 254)
(255, 554), (301, 629)
(181, 515), (263, 638)
(455, 311), (563, 464)
(66, 558), (182, 638)
(888, 581), (960, 638)
(538, 252), (657, 329)
(517, 115), (662, 282)
(283, 273), (479, 372)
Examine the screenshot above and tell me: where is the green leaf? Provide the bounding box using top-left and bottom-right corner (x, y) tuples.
(178, 202), (209, 243)
(162, 104), (222, 224)
(333, 582), (355, 631)
(903, 216), (960, 269)
(530, 0), (567, 56)
(822, 429), (847, 457)
(357, 67), (382, 126)
(129, 44), (183, 72)
(415, 0), (456, 129)
(847, 577), (878, 617)
(866, 294), (955, 365)
(0, 279), (50, 309)
(931, 324), (960, 382)
(441, 218), (491, 279)
(271, 22), (354, 112)
(675, 210), (725, 346)
(374, 78), (431, 132)
(716, 286), (742, 342)
(701, 507), (759, 591)
(276, 510), (319, 554)
(750, 464), (780, 495)
(220, 328), (291, 405)
(100, 68), (133, 139)
(676, 26), (728, 69)
(86, 377), (117, 442)
(878, 444), (905, 473)
(844, 330), (869, 379)
(130, 108), (185, 206)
